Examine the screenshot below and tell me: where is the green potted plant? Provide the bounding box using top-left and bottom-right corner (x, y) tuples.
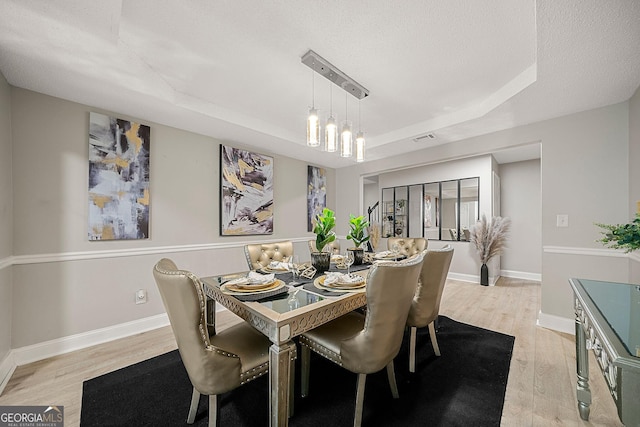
(311, 208), (336, 273)
(595, 213), (640, 253)
(346, 214), (370, 265)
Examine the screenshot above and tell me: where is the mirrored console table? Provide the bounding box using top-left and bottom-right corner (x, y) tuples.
(569, 278), (640, 426)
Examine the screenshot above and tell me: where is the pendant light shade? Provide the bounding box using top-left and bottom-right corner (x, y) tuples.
(340, 92), (352, 157)
(307, 107), (320, 147)
(325, 115), (338, 152)
(340, 121), (353, 157)
(355, 99), (365, 162)
(324, 82), (338, 152)
(355, 131), (365, 162)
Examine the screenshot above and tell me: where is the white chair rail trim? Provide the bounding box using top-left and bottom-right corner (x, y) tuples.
(543, 245), (628, 257)
(6, 237), (313, 266)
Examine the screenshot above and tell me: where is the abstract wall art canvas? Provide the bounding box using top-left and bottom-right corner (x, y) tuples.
(220, 145), (273, 235)
(88, 112), (150, 240)
(307, 165), (326, 231)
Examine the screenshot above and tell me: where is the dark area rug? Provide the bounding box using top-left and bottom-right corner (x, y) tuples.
(80, 316), (514, 427)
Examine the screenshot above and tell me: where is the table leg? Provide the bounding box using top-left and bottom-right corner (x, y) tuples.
(575, 312), (591, 420)
(269, 341), (296, 427)
(206, 297), (216, 336)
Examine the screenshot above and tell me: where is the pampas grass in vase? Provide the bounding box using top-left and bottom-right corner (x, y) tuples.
(470, 214), (511, 286)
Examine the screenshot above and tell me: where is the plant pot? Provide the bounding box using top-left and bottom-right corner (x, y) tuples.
(480, 263), (489, 286)
(347, 247), (364, 265)
(311, 252), (331, 274)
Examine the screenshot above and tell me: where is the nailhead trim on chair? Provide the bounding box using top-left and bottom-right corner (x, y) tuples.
(240, 362), (269, 384)
(154, 263), (245, 360)
(299, 336), (343, 366)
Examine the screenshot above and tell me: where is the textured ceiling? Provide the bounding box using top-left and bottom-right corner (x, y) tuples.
(0, 0), (639, 168)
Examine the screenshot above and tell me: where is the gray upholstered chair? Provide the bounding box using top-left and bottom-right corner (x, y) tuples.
(387, 237), (428, 256)
(153, 258), (274, 427)
(307, 239), (341, 254)
(406, 245), (454, 372)
(299, 253), (425, 427)
(244, 241), (294, 270)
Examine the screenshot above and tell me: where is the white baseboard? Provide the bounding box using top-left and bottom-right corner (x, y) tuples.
(448, 272), (478, 283)
(12, 313), (170, 366)
(537, 310), (574, 335)
(0, 351), (16, 396)
(500, 269), (542, 282)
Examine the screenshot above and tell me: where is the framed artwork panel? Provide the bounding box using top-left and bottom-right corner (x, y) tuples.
(220, 145), (274, 235)
(307, 165), (327, 231)
(88, 112), (150, 240)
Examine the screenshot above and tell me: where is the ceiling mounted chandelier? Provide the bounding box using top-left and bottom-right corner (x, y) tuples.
(302, 50), (369, 162)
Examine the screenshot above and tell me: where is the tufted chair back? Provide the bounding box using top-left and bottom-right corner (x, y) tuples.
(153, 258), (272, 425)
(387, 237), (428, 256)
(244, 241), (294, 270)
(405, 245), (454, 371)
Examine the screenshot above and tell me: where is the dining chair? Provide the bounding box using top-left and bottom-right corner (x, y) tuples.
(153, 258), (277, 427)
(244, 240), (294, 270)
(387, 237), (428, 256)
(406, 245), (454, 372)
(307, 239), (340, 254)
(299, 253), (425, 427)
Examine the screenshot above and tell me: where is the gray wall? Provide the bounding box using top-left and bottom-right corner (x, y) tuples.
(500, 159), (541, 276)
(337, 101), (632, 323)
(630, 86), (640, 282)
(9, 88), (335, 348)
(0, 72), (12, 364)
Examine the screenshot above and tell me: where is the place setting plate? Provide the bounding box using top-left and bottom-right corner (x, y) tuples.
(258, 261), (291, 273)
(313, 274), (366, 292)
(374, 251), (403, 260)
(221, 279), (285, 295)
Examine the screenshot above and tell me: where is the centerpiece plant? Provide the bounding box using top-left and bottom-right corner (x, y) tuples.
(346, 215), (370, 265)
(311, 208), (336, 273)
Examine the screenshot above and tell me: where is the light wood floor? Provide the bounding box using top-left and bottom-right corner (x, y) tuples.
(0, 277), (624, 426)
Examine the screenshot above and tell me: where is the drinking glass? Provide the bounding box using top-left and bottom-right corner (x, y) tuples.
(345, 251), (355, 275)
(391, 243), (400, 260)
(288, 255), (300, 286)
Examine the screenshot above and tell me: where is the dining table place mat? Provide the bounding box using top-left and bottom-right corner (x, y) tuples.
(327, 263), (371, 273)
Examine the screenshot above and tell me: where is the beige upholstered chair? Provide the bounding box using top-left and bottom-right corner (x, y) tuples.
(387, 237), (428, 256)
(406, 245), (454, 372)
(153, 258), (273, 427)
(244, 241), (294, 270)
(299, 253), (425, 427)
(307, 239), (340, 254)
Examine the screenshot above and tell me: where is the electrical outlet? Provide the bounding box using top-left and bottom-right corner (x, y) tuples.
(556, 214), (569, 227)
(136, 289), (147, 304)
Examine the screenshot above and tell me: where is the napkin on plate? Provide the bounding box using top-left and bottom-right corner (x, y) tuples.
(227, 272), (275, 286)
(268, 261), (290, 271)
(324, 272), (364, 286)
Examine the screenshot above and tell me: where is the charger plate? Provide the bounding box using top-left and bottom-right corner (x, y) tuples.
(221, 279), (284, 294)
(374, 252), (399, 260)
(313, 275), (366, 292)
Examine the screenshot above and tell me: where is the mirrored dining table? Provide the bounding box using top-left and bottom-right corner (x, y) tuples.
(201, 266), (369, 427)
